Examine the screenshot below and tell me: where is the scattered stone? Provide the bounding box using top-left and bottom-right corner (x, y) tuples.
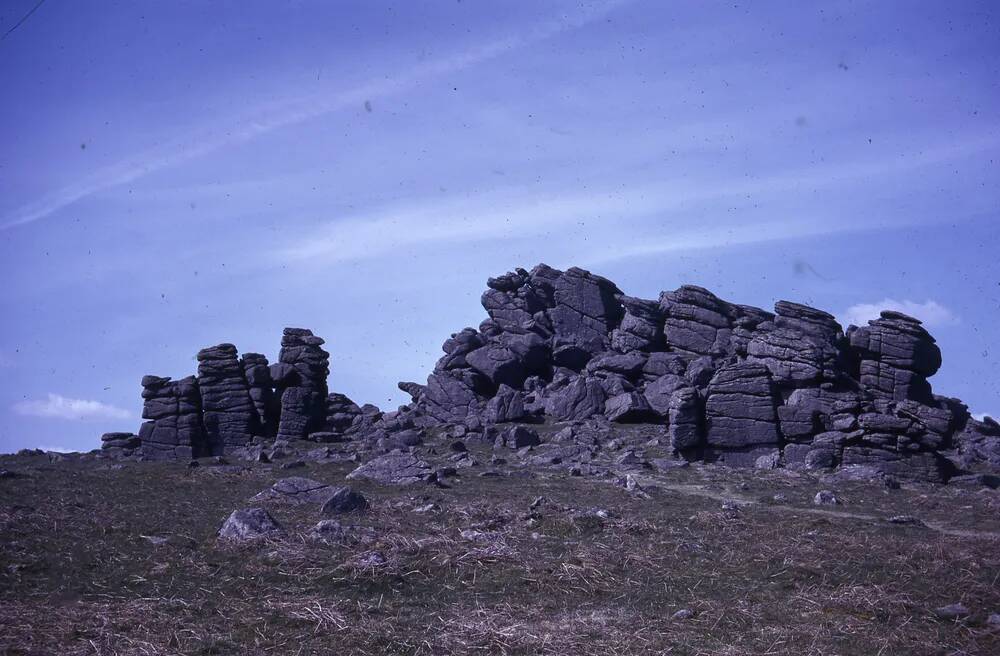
(320, 487), (368, 514)
(413, 503), (439, 513)
(671, 609), (695, 621)
(813, 490), (839, 506)
(218, 508), (284, 541)
(934, 603), (970, 621)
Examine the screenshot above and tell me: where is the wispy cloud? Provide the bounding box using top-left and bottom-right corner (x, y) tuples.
(37, 445), (75, 454)
(841, 299), (959, 328)
(0, 1), (630, 231)
(273, 133), (991, 267)
(13, 393), (130, 421)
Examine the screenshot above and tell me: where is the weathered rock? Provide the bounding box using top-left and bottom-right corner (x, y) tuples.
(747, 301), (844, 387)
(320, 486), (368, 514)
(276, 328), (330, 441)
(546, 266), (624, 357)
(849, 312), (941, 402)
(241, 353), (277, 436)
(704, 363), (780, 448)
(498, 426), (541, 449)
(347, 452), (436, 486)
(659, 285), (739, 357)
(483, 384), (528, 424)
(325, 392), (362, 433)
(813, 490), (839, 506)
(611, 295), (664, 353)
(643, 374), (687, 418)
(100, 432), (140, 450)
(668, 387), (703, 451)
(218, 508), (284, 541)
(840, 445), (951, 483)
(198, 344), (258, 455)
(421, 370), (486, 423)
(604, 391), (655, 423)
(397, 381), (425, 402)
(252, 477), (333, 504)
(139, 375), (205, 460)
(544, 376), (606, 421)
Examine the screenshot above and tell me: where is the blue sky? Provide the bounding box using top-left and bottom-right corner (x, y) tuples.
(1, 0), (998, 453)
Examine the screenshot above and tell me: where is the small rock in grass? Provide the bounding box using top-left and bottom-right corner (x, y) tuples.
(320, 487), (368, 514)
(887, 515), (922, 525)
(934, 603), (970, 621)
(813, 490), (839, 506)
(280, 460), (305, 469)
(218, 508), (284, 541)
(986, 613), (1000, 627)
(413, 502), (439, 514)
(671, 609), (695, 620)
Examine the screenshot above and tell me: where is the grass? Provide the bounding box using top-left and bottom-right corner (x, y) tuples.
(1, 432), (999, 655)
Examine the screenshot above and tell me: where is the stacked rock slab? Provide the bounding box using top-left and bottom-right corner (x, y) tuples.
(401, 263), (999, 483)
(848, 311), (941, 403)
(135, 328), (355, 459)
(241, 353), (278, 437)
(275, 328), (330, 441)
(139, 375), (205, 460)
(197, 344), (258, 456)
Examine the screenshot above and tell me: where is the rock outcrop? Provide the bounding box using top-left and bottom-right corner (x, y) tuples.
(396, 263), (996, 484)
(122, 263), (998, 485)
(133, 328), (369, 459)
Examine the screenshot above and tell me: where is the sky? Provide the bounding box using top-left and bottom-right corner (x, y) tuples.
(0, 0), (998, 453)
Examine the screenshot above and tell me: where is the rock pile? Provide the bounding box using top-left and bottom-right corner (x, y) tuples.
(125, 263), (999, 485)
(394, 264), (998, 484)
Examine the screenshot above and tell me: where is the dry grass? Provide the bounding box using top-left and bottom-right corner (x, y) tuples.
(1, 443), (998, 655)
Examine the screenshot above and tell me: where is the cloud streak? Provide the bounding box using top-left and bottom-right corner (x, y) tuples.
(13, 393), (130, 421)
(273, 134), (991, 268)
(0, 1), (630, 231)
(841, 299), (959, 328)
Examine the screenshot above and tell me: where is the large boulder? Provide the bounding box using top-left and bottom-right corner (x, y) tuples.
(198, 344), (258, 455)
(668, 387), (703, 450)
(139, 375), (205, 460)
(241, 353), (278, 437)
(704, 363), (780, 448)
(747, 301), (844, 387)
(611, 295), (664, 353)
(325, 392), (363, 433)
(546, 266), (624, 358)
(347, 452), (436, 486)
(276, 328), (330, 441)
(481, 267), (554, 335)
(659, 285), (738, 357)
(849, 311), (941, 402)
(544, 376), (606, 421)
(421, 370), (486, 422)
(483, 384), (528, 424)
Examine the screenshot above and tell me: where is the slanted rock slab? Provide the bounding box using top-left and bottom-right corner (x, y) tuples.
(347, 452), (436, 486)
